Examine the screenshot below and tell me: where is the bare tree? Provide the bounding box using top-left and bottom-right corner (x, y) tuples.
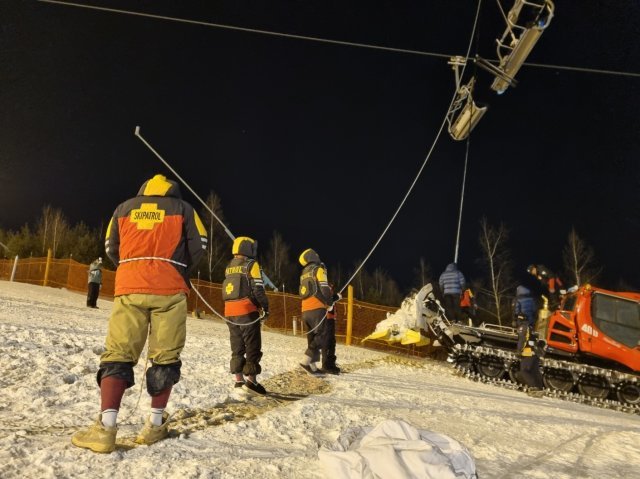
(262, 230), (295, 290)
(38, 205), (53, 254)
(562, 228), (601, 287)
(51, 208), (68, 256)
(349, 260), (367, 299)
(477, 217), (513, 325)
(37, 206), (68, 257)
(199, 191), (229, 281)
(412, 256), (433, 289)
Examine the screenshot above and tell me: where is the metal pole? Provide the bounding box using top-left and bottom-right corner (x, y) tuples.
(10, 255), (19, 282)
(282, 283), (287, 332)
(194, 270), (200, 318)
(43, 248), (52, 287)
(346, 285), (354, 346)
(134, 126), (278, 291)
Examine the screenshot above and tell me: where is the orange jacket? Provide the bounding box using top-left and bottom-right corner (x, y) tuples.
(105, 175), (207, 296)
(460, 289), (473, 308)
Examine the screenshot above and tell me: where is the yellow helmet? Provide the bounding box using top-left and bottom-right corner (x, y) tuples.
(138, 174), (181, 198)
(232, 236), (257, 258)
(299, 248), (321, 266)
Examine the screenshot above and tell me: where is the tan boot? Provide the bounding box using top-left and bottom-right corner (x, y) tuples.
(134, 412), (171, 445)
(71, 414), (117, 453)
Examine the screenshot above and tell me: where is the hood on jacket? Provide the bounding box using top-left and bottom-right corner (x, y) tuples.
(299, 248), (321, 266)
(232, 236), (257, 258)
(137, 174), (182, 198)
(516, 285), (532, 297)
(445, 263), (457, 272)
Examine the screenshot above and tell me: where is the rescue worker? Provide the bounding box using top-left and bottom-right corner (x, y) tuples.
(321, 284), (341, 375)
(536, 265), (565, 309)
(298, 248), (336, 375)
(71, 174), (207, 453)
(438, 263), (466, 323)
(459, 288), (477, 326)
(514, 284), (545, 395)
(222, 236), (270, 395)
(524, 264), (552, 323)
(86, 257), (103, 308)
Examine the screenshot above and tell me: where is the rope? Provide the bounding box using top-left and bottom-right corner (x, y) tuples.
(38, 0), (640, 79)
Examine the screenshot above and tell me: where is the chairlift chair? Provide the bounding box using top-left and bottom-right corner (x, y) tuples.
(491, 0), (555, 94)
(446, 56), (488, 141)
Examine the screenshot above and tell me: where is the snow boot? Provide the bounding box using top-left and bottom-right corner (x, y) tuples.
(71, 414), (117, 453)
(321, 364), (341, 375)
(299, 363), (325, 377)
(135, 411), (171, 445)
(234, 380), (245, 388)
(242, 379), (267, 396)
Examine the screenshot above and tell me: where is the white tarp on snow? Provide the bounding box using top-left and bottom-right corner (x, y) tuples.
(319, 419), (477, 479)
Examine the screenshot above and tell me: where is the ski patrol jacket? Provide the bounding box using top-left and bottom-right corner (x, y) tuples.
(222, 256), (269, 317)
(104, 174), (207, 296)
(299, 249), (333, 313)
(439, 263), (466, 296)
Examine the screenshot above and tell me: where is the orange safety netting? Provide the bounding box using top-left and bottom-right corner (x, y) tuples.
(0, 257), (437, 358)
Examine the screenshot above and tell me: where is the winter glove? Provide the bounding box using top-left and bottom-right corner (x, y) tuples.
(260, 311), (269, 324)
(331, 292), (342, 303)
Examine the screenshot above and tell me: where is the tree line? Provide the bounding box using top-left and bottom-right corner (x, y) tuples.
(1, 194), (631, 323)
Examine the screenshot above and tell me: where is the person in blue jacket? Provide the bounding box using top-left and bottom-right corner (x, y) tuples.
(514, 283), (545, 394)
(438, 263), (466, 323)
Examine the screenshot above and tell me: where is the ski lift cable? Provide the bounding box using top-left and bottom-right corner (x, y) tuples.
(38, 0), (640, 79)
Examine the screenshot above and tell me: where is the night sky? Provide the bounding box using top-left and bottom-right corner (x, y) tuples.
(1, 1), (639, 290)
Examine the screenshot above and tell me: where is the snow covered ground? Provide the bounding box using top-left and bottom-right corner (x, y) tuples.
(1, 280), (639, 478)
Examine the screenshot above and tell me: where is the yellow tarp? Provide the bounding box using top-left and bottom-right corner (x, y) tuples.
(362, 328), (430, 347)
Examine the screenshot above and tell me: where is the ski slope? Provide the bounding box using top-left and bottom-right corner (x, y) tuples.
(1, 280), (639, 478)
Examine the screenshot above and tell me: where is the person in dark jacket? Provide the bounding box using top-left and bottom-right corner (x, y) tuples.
(438, 263), (466, 323)
(514, 285), (545, 394)
(298, 248), (336, 375)
(72, 174), (207, 453)
(536, 265), (566, 310)
(521, 264), (551, 324)
(86, 257), (103, 308)
(222, 236), (270, 395)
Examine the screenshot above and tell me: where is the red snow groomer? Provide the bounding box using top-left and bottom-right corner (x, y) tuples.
(540, 285), (640, 403)
(422, 283), (640, 407)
